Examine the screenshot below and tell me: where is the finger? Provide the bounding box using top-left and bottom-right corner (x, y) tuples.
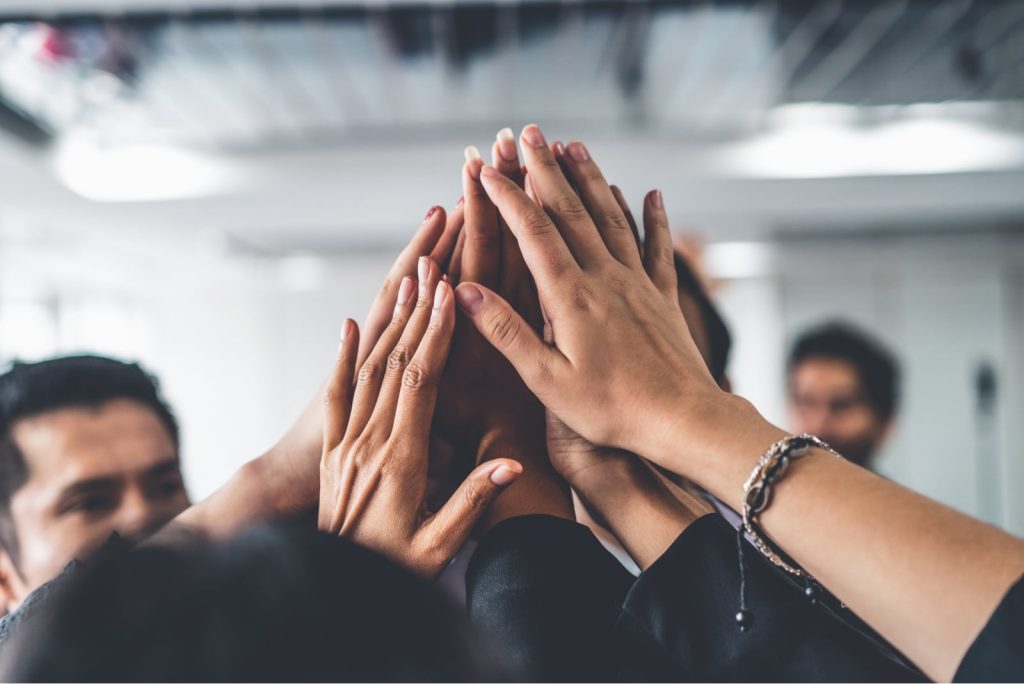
(478, 164), (581, 300)
(421, 459), (523, 563)
(429, 203), (462, 268)
(461, 147), (501, 289)
(492, 128), (524, 186)
(348, 275), (418, 436)
(557, 140), (643, 269)
(360, 207), (446, 365)
(517, 124), (609, 267)
(442, 202), (465, 277)
(373, 257), (443, 434)
(323, 319), (360, 450)
(392, 280), (455, 447)
(448, 228), (466, 284)
(642, 189), (677, 299)
(610, 184), (642, 255)
(454, 282), (568, 396)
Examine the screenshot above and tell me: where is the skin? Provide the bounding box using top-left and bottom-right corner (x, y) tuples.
(456, 124), (1024, 682)
(0, 400), (189, 613)
(171, 205), (466, 539)
(433, 135), (572, 531)
(788, 357), (889, 467)
(317, 272), (521, 578)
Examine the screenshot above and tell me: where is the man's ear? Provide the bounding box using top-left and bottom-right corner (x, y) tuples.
(0, 548), (28, 616)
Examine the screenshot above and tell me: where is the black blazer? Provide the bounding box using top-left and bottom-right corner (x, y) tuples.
(467, 513), (924, 682)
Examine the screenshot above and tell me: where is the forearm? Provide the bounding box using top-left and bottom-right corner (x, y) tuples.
(475, 428), (573, 534)
(572, 459), (698, 570)
(649, 393), (1024, 681)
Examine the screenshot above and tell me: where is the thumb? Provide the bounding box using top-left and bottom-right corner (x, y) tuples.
(454, 282), (564, 392)
(421, 459), (522, 563)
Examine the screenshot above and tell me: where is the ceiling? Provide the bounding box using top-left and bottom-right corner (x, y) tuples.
(0, 0), (1022, 254)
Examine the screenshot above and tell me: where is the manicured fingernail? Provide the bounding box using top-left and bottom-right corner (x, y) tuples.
(552, 140), (566, 158)
(339, 318), (351, 342)
(455, 284), (484, 314)
(496, 127), (517, 161)
(432, 280), (449, 311)
(425, 205), (438, 220)
(567, 141), (589, 162)
(651, 189), (664, 209)
(418, 256), (429, 284)
(490, 465), (521, 486)
(480, 165), (500, 180)
(397, 277), (415, 305)
(464, 145), (482, 163)
(521, 124), (546, 148)
(456, 195), (465, 208)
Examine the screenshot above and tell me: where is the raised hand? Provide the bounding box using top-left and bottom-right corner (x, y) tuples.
(318, 260), (521, 578)
(453, 125), (726, 468)
(431, 131), (572, 530)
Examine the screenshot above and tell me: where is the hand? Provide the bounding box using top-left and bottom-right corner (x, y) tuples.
(318, 262), (521, 578)
(433, 131), (572, 529)
(453, 125), (725, 467)
(252, 206), (463, 521)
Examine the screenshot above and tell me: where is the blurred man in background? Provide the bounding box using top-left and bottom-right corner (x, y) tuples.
(787, 322), (900, 470)
(0, 355), (189, 615)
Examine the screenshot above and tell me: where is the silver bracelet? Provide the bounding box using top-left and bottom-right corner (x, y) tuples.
(741, 433), (841, 577)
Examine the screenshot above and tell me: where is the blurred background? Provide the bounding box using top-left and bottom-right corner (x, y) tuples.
(1, 0), (1023, 531)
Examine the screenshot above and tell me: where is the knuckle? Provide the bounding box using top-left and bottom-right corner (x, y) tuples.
(571, 282), (593, 312)
(387, 345), (411, 374)
(520, 210), (556, 238)
(550, 198), (589, 223)
(402, 361), (434, 393)
(459, 479), (490, 514)
(600, 210), (632, 234)
(357, 359), (382, 385)
(486, 311), (521, 349)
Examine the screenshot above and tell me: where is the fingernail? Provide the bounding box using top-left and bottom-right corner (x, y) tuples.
(397, 276), (416, 305)
(433, 280), (449, 311)
(455, 284), (484, 315)
(490, 465), (521, 486)
(418, 256), (429, 284)
(425, 205), (438, 220)
(521, 124), (546, 149)
(480, 165), (500, 180)
(456, 195), (465, 208)
(496, 127), (517, 161)
(567, 141), (589, 162)
(651, 189), (664, 209)
(552, 140), (566, 158)
(464, 145), (482, 163)
(339, 318), (350, 342)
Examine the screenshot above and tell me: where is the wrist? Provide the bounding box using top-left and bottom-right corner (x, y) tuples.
(641, 392), (788, 512)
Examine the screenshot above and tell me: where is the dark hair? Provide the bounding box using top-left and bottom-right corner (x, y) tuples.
(788, 322), (900, 422)
(674, 253), (732, 383)
(1, 525), (505, 682)
(0, 355), (179, 565)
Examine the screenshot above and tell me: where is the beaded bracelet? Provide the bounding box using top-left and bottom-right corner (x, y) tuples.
(734, 433), (842, 632)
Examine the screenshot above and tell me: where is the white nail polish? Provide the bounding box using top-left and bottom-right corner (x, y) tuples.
(496, 128), (514, 143)
(464, 145), (482, 163)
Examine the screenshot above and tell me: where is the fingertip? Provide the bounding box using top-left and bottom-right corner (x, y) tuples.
(488, 460), (523, 486)
(647, 189), (665, 210)
(454, 283), (484, 315)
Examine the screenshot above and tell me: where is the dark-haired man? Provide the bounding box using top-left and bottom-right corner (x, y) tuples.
(0, 355), (190, 615)
(787, 322), (900, 469)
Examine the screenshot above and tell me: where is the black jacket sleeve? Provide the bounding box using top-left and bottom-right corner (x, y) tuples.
(615, 513), (925, 682)
(466, 514), (636, 682)
(955, 572), (1024, 682)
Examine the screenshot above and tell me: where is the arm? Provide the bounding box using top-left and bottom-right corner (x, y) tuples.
(456, 125), (1024, 682)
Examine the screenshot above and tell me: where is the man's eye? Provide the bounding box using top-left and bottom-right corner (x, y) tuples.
(62, 496), (117, 516)
(151, 478), (186, 499)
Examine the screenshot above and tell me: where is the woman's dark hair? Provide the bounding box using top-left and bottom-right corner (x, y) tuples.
(1, 525), (505, 682)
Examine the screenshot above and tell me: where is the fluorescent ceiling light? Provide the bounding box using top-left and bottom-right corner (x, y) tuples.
(724, 116), (1024, 179)
(52, 135), (241, 202)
